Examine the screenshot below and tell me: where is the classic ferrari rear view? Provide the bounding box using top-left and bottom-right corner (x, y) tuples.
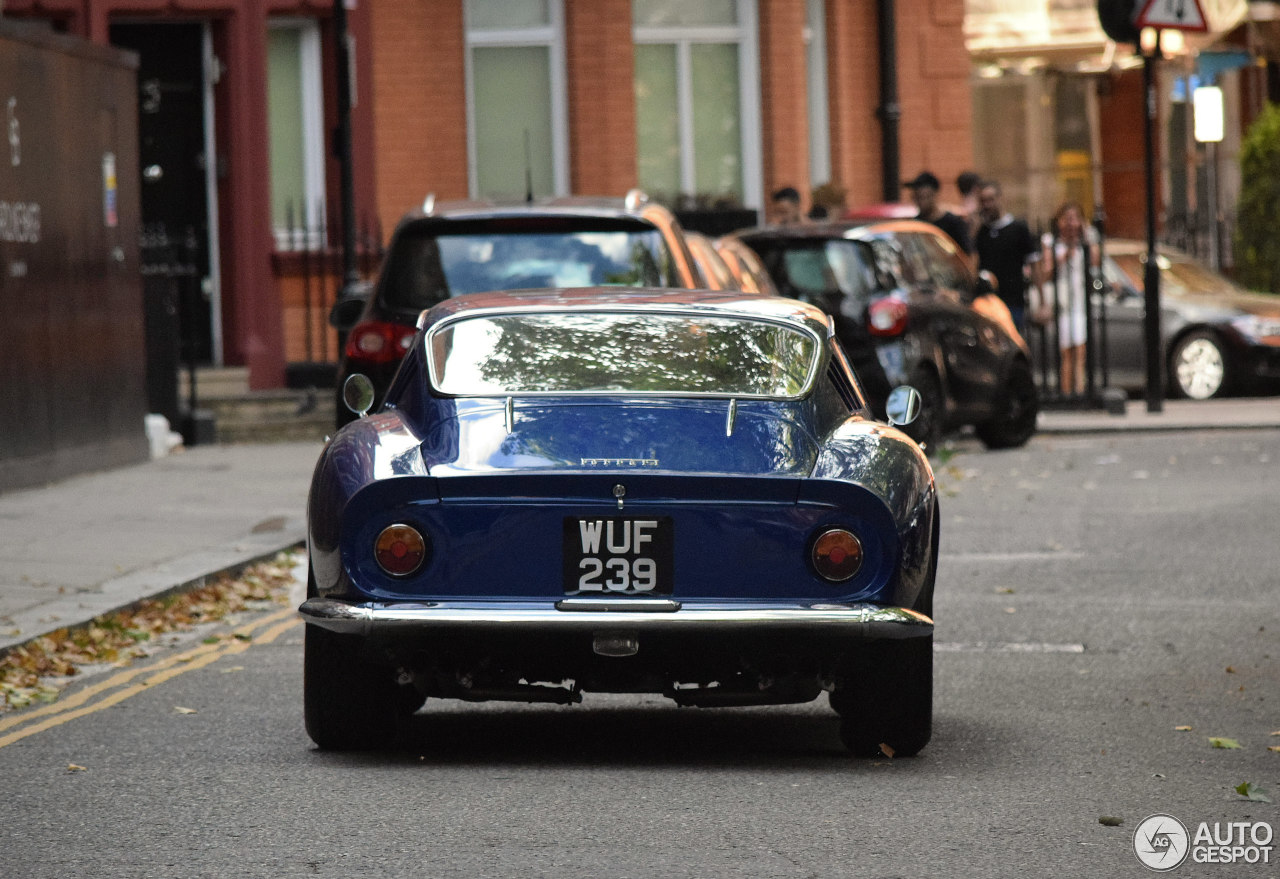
(301, 289), (938, 756)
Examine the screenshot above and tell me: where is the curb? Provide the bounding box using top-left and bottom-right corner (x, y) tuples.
(0, 523), (306, 659)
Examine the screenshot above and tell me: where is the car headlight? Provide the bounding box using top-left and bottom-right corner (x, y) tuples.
(1230, 314), (1280, 345)
(810, 528), (864, 582)
(374, 523), (429, 577)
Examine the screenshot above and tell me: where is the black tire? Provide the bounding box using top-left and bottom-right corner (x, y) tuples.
(1169, 330), (1230, 400)
(974, 360), (1039, 449)
(910, 501), (940, 620)
(830, 637), (933, 758)
(304, 625), (420, 750)
(900, 366), (944, 454)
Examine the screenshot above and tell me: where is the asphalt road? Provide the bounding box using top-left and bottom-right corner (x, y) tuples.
(1, 428), (1276, 878)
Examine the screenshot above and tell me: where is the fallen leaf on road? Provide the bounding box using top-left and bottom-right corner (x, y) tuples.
(1209, 737), (1242, 749)
(878, 743), (895, 758)
(1098, 816), (1124, 827)
(1175, 725), (1192, 732)
(67, 763), (87, 772)
(1236, 782), (1273, 803)
(173, 706), (198, 715)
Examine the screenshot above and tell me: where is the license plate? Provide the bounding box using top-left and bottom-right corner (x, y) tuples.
(876, 341), (906, 383)
(563, 517), (673, 595)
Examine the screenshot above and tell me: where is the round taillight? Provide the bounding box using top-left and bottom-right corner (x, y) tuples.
(811, 528), (863, 582)
(351, 325), (388, 356)
(374, 524), (428, 577)
(868, 298), (909, 337)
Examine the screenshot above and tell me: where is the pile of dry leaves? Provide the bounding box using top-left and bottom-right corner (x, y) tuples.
(0, 551), (298, 711)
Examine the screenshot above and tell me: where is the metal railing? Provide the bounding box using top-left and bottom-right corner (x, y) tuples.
(273, 201), (384, 380)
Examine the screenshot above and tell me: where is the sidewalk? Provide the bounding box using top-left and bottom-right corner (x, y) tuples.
(1, 397), (1276, 656)
(1036, 396), (1280, 434)
(0, 441), (321, 656)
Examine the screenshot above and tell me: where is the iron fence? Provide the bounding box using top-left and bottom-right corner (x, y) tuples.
(274, 201), (384, 385)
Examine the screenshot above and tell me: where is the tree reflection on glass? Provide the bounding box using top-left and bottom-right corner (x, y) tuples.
(431, 312), (818, 398)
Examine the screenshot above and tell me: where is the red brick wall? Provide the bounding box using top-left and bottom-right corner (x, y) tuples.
(826, 1), (882, 207)
(1098, 68), (1160, 241)
(565, 0), (637, 195)
(827, 0), (972, 210)
(894, 0), (974, 204)
(369, 0), (469, 235)
(758, 0), (811, 209)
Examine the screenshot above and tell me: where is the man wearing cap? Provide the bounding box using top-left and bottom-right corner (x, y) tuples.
(904, 171), (973, 256)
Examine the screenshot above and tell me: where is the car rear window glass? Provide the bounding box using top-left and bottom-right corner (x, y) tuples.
(379, 217), (678, 311)
(427, 311), (820, 398)
(749, 239), (879, 314)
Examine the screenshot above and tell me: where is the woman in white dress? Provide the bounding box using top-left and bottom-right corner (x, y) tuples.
(1034, 202), (1098, 395)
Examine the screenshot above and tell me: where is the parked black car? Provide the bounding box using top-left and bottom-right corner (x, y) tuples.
(730, 219), (1038, 450)
(329, 192), (705, 426)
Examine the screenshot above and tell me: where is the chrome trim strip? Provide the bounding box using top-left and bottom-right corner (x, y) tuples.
(726, 398), (737, 437)
(556, 598), (681, 613)
(299, 597), (932, 640)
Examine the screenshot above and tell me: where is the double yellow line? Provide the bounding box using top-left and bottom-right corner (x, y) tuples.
(0, 606), (300, 749)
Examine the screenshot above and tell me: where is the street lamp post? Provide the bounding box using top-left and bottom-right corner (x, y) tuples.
(1142, 29), (1164, 413)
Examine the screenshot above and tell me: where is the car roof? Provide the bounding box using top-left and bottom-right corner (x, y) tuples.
(419, 287), (834, 337)
(732, 218), (942, 242)
(395, 192), (665, 225)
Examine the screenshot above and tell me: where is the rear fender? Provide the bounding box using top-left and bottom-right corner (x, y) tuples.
(811, 423), (936, 610)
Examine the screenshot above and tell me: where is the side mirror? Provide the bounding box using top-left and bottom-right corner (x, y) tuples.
(885, 385), (921, 427)
(342, 374), (376, 418)
(329, 281), (373, 331)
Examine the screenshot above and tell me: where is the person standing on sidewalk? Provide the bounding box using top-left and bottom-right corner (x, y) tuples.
(975, 180), (1041, 334)
(904, 171), (972, 257)
(1036, 201), (1098, 396)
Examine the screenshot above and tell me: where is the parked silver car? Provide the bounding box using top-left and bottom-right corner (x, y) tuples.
(1095, 240), (1280, 399)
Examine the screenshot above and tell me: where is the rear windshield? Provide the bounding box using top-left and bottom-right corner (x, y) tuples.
(748, 238), (882, 315)
(427, 311), (821, 398)
(379, 217), (679, 311)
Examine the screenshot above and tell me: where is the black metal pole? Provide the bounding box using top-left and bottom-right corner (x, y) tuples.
(334, 0), (360, 296)
(1143, 34), (1165, 413)
(876, 0), (901, 203)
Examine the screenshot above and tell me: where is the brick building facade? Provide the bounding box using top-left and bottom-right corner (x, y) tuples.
(4, 0), (973, 390)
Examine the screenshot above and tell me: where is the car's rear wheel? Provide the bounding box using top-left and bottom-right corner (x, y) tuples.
(1170, 330), (1230, 399)
(901, 366), (943, 454)
(974, 360), (1039, 449)
(304, 624), (422, 750)
(830, 637), (932, 758)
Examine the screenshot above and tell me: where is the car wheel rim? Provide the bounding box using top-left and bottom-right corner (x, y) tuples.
(1175, 338), (1224, 399)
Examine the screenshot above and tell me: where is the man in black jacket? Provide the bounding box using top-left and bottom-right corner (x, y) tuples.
(975, 180), (1041, 333)
(903, 171), (972, 256)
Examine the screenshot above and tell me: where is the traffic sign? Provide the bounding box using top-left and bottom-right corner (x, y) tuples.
(1135, 0), (1209, 31)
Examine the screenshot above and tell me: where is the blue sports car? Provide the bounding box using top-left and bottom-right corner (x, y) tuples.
(301, 288), (938, 756)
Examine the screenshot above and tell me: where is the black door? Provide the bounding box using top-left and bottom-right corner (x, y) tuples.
(110, 23), (213, 367)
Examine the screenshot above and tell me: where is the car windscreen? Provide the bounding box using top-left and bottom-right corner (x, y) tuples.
(1111, 252), (1246, 299)
(748, 238), (881, 315)
(379, 217), (679, 311)
(427, 311), (821, 398)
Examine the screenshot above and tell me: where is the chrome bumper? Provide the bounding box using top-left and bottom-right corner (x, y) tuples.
(298, 596), (933, 640)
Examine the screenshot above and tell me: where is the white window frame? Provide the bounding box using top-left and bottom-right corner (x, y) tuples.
(633, 0), (762, 209)
(267, 17), (326, 251)
(464, 2), (569, 198)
